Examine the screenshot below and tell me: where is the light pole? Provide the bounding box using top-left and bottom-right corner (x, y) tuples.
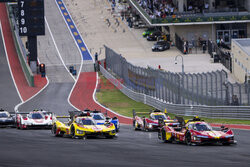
(175, 55), (184, 73)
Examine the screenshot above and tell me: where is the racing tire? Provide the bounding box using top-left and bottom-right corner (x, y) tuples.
(161, 130), (171, 143)
(16, 122), (20, 129)
(222, 143), (231, 146)
(52, 124), (62, 137)
(71, 126), (77, 139)
(20, 120), (25, 130)
(185, 132), (192, 146)
(134, 121), (139, 131)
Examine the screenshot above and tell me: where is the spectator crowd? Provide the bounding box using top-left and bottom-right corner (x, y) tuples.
(136, 0), (176, 19)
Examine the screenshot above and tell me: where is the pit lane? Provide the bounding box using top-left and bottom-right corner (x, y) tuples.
(0, 125), (250, 167)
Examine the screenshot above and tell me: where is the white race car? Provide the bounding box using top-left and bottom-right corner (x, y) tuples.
(16, 110), (54, 129)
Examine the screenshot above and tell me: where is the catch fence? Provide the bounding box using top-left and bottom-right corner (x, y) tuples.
(104, 46), (250, 106)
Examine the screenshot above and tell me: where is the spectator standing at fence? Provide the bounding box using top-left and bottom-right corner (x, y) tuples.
(183, 41), (187, 54)
(192, 36), (195, 47)
(217, 38), (220, 47)
(186, 41), (189, 54)
(232, 95), (239, 106)
(202, 43), (206, 53)
(95, 52), (98, 61)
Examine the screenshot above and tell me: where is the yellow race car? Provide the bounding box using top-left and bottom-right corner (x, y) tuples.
(51, 111), (116, 139)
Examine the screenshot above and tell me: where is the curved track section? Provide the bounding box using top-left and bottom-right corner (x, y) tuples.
(17, 0), (82, 114)
(0, 126), (250, 166)
(0, 23), (21, 111)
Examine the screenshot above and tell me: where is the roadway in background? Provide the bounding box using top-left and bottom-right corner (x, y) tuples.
(0, 25), (21, 112)
(17, 0), (83, 114)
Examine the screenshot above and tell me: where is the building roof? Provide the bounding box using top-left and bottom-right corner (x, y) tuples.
(233, 38), (250, 57)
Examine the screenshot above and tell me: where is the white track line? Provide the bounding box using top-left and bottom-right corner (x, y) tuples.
(1, 21), (49, 113)
(0, 21), (23, 103)
(45, 17), (76, 82)
(14, 75), (50, 113)
(58, 0), (132, 119)
(92, 72), (132, 120)
(54, 0), (83, 111)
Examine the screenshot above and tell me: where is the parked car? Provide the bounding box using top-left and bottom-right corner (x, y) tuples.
(147, 31), (163, 41)
(152, 41), (170, 51)
(142, 27), (156, 37)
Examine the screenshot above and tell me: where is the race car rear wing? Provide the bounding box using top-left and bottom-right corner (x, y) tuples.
(132, 110), (151, 118)
(175, 116), (185, 127)
(56, 116), (70, 119)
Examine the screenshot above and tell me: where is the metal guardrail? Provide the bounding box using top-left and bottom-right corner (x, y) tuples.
(129, 0), (250, 25)
(6, 5), (34, 87)
(100, 65), (250, 120)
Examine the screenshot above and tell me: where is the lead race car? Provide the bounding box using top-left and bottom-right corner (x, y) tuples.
(158, 116), (237, 145)
(0, 109), (16, 128)
(88, 109), (120, 132)
(16, 109), (54, 129)
(133, 109), (177, 131)
(52, 111), (116, 139)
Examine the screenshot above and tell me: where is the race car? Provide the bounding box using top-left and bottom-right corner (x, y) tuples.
(0, 109), (15, 128)
(133, 109), (176, 131)
(16, 110), (54, 129)
(158, 116), (237, 145)
(51, 111), (116, 139)
(89, 109), (120, 132)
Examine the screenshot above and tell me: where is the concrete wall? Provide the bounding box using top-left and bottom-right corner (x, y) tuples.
(231, 39), (250, 83)
(170, 24), (215, 41)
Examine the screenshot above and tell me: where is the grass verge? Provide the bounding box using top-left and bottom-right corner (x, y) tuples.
(96, 73), (250, 125)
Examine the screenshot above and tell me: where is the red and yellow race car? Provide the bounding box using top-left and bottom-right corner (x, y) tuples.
(133, 109), (177, 131)
(158, 116), (237, 145)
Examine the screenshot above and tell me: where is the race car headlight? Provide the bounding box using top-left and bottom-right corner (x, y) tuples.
(148, 124), (153, 128)
(193, 136), (201, 141)
(77, 130), (84, 134)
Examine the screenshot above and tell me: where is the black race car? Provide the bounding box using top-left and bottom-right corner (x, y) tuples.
(147, 31), (163, 41)
(152, 41), (170, 52)
(0, 109), (15, 128)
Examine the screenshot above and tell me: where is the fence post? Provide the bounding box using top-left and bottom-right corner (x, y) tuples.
(248, 84), (250, 105)
(204, 73), (208, 105)
(186, 74), (189, 104)
(212, 72), (218, 105)
(198, 73), (203, 105)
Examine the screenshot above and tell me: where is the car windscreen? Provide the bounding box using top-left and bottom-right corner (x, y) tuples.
(81, 119), (96, 125)
(194, 123), (212, 131)
(154, 114), (167, 120)
(0, 113), (8, 118)
(31, 113), (43, 119)
(92, 114), (105, 120)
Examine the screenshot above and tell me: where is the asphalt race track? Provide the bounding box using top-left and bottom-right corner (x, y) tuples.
(0, 27), (21, 112)
(17, 0), (82, 114)
(0, 125), (250, 167)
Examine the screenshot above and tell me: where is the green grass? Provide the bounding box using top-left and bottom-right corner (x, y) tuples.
(96, 74), (250, 125)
